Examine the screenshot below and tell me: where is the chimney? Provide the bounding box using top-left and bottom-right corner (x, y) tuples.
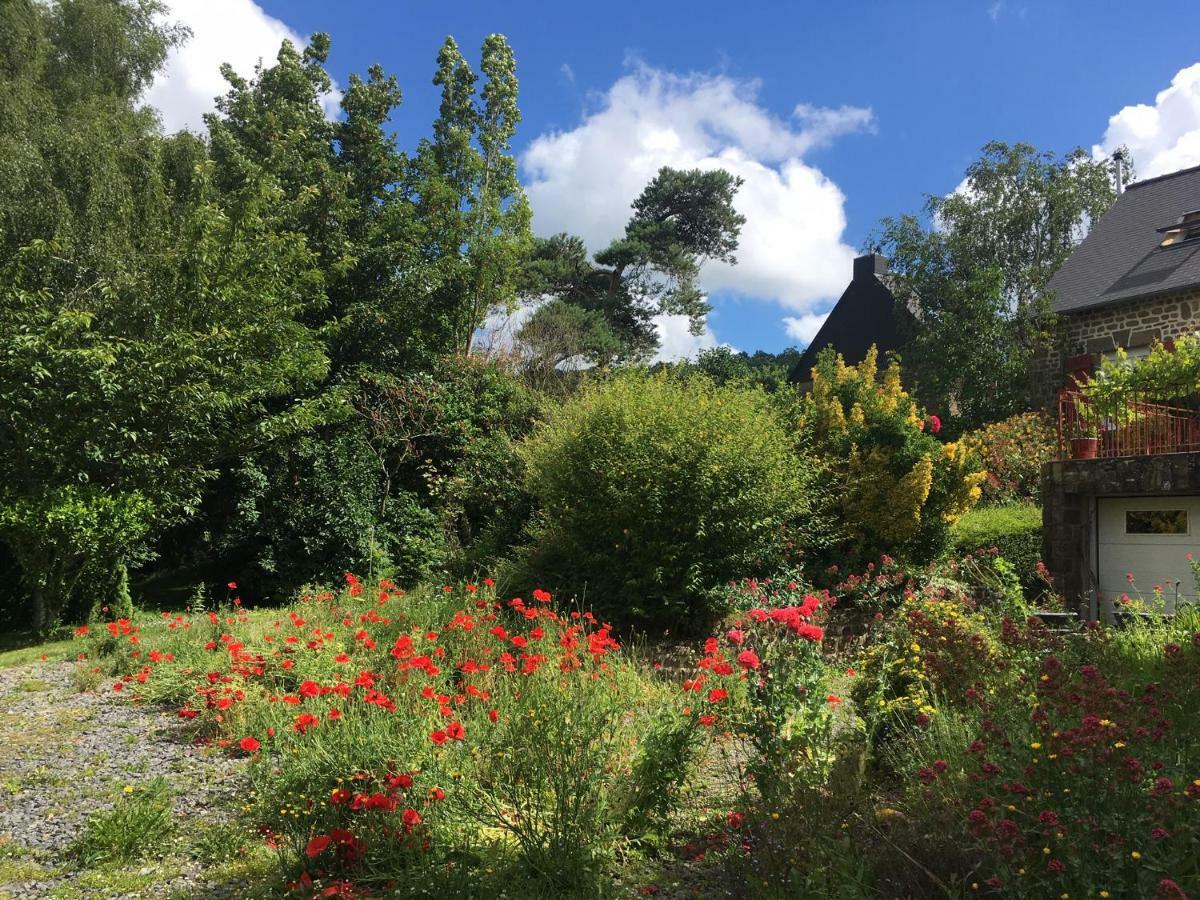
(1113, 149), (1125, 195)
(853, 253), (889, 282)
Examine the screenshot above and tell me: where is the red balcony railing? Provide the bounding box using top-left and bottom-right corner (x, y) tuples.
(1057, 390), (1200, 460)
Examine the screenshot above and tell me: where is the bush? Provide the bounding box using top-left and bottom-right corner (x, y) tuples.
(516, 372), (812, 632)
(950, 503), (1043, 594)
(804, 347), (984, 572)
(961, 412), (1057, 505)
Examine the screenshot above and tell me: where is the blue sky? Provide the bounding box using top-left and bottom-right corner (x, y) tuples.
(149, 1), (1200, 357)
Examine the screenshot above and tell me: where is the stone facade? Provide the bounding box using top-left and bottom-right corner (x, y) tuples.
(1041, 452), (1200, 615)
(1032, 288), (1200, 411)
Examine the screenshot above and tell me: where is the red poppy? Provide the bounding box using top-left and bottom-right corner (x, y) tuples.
(305, 835), (332, 858)
(446, 721), (466, 741)
(238, 737), (261, 753)
(401, 808), (423, 832)
(736, 650), (761, 671)
(430, 730), (448, 746)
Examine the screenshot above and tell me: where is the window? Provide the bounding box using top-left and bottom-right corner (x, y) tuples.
(1158, 210), (1200, 247)
(1125, 509), (1189, 535)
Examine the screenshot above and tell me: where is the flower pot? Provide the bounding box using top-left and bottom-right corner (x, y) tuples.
(1070, 437), (1099, 460)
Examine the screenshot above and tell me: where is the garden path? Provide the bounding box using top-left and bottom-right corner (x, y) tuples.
(0, 660), (251, 899)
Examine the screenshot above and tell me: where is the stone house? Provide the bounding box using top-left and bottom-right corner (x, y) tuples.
(1039, 164), (1200, 617)
(1033, 164), (1200, 407)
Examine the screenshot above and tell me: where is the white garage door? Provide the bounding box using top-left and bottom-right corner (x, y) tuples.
(1098, 497), (1200, 606)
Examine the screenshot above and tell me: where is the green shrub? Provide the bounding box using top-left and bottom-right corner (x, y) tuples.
(803, 347), (984, 573)
(516, 372), (812, 631)
(961, 412), (1057, 505)
(950, 503), (1043, 594)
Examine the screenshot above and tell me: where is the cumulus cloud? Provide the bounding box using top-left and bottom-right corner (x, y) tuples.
(782, 312), (829, 345)
(1094, 62), (1200, 180)
(144, 0), (341, 133)
(652, 314), (722, 362)
(521, 63), (872, 349)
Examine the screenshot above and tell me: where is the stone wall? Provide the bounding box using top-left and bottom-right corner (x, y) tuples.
(1041, 451), (1200, 613)
(1032, 288), (1200, 411)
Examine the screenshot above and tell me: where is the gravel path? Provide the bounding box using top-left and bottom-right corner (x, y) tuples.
(0, 661), (253, 899)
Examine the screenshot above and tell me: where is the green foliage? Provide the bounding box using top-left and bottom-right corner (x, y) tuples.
(950, 503), (1044, 595)
(71, 778), (175, 866)
(518, 167), (745, 363)
(516, 373), (811, 631)
(961, 412), (1057, 505)
(664, 345), (804, 393)
(1084, 332), (1200, 415)
(870, 141), (1122, 432)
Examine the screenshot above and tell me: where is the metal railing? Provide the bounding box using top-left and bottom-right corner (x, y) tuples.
(1057, 389), (1200, 460)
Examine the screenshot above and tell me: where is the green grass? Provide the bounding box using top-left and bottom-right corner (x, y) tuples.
(0, 634), (75, 669)
(70, 778), (176, 866)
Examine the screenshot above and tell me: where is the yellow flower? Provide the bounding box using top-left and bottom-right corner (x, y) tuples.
(1030, 742), (1042, 750)
(1131, 851), (1141, 860)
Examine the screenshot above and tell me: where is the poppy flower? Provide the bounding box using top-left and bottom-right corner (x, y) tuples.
(736, 650), (761, 671)
(401, 808), (422, 831)
(430, 730), (448, 746)
(238, 737), (261, 753)
(446, 721), (466, 741)
(305, 835), (332, 858)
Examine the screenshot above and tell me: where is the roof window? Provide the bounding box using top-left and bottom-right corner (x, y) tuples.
(1158, 209), (1200, 247)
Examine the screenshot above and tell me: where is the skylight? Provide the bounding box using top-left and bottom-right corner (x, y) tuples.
(1158, 210), (1200, 247)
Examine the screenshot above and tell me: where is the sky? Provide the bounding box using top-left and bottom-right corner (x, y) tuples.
(143, 0), (1200, 360)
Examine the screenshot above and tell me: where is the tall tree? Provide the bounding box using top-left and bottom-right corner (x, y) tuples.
(517, 167), (745, 364)
(869, 141), (1123, 432)
(409, 35), (531, 356)
(0, 0), (329, 630)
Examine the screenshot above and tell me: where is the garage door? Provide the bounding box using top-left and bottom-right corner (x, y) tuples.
(1098, 497), (1200, 606)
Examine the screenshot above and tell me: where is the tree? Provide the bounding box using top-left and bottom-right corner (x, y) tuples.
(0, 0), (329, 631)
(869, 141), (1123, 432)
(409, 35), (532, 357)
(518, 167), (745, 363)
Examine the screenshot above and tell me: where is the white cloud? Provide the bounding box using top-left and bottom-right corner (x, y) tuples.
(782, 312), (829, 345)
(1094, 62), (1200, 180)
(652, 314), (721, 362)
(144, 0), (341, 133)
(521, 63), (871, 321)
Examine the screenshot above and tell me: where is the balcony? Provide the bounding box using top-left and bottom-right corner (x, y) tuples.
(1057, 388), (1200, 461)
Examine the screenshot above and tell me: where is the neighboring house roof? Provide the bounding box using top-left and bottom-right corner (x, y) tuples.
(1046, 163), (1200, 315)
(789, 253), (905, 384)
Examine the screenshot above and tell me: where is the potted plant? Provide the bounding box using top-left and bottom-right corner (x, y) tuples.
(1070, 414), (1099, 459)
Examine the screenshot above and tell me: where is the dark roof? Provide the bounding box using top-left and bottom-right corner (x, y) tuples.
(1046, 163), (1200, 314)
(788, 254), (905, 383)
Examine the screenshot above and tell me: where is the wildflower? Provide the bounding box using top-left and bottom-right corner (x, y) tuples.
(736, 650), (761, 671)
(430, 730), (448, 746)
(238, 737), (261, 753)
(305, 835), (332, 858)
(401, 808), (423, 832)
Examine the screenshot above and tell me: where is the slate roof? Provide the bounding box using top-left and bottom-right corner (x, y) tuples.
(1046, 164), (1200, 314)
(789, 254), (906, 384)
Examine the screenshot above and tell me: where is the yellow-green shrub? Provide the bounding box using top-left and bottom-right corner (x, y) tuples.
(515, 372), (812, 631)
(804, 347), (984, 569)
